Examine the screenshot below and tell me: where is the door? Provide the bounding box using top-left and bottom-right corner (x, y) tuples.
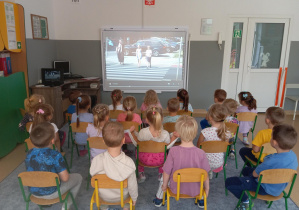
(221, 17), (290, 112)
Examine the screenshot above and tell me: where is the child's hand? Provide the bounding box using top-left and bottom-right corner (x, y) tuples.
(130, 126), (135, 132)
(162, 183), (168, 192)
(132, 200), (136, 206)
(172, 131), (180, 138)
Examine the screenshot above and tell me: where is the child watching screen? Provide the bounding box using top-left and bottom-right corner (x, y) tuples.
(86, 104), (110, 160)
(117, 96), (142, 125)
(67, 90), (82, 114)
(109, 89), (123, 111)
(239, 106), (285, 166)
(236, 91), (257, 145)
(26, 122), (82, 210)
(90, 122), (138, 210)
(163, 98), (180, 123)
(19, 94), (45, 131)
(226, 124), (298, 210)
(177, 88), (193, 112)
(140, 89), (162, 112)
(153, 115), (210, 208)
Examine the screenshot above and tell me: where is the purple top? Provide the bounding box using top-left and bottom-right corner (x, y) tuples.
(163, 146), (210, 197)
(236, 106), (258, 133)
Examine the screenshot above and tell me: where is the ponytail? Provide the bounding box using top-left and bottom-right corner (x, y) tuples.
(177, 89), (189, 111)
(123, 96), (137, 122)
(146, 105), (163, 136)
(111, 89), (122, 111)
(76, 97), (81, 127)
(217, 121), (227, 141)
(207, 104), (228, 141)
(183, 94), (189, 112)
(93, 104), (109, 135)
(238, 92), (257, 111)
(248, 96), (257, 111)
(24, 98), (31, 112)
(32, 104), (54, 130)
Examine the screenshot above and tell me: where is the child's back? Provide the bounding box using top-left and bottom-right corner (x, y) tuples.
(67, 90), (82, 114)
(163, 98), (180, 124)
(177, 88), (193, 112)
(109, 89), (124, 111)
(117, 96), (142, 124)
(140, 89), (162, 112)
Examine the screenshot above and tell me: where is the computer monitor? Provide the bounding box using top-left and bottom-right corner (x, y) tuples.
(41, 68), (64, 86)
(53, 61), (70, 75)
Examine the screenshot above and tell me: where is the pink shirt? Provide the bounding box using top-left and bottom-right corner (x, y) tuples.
(117, 113), (142, 125)
(163, 146), (210, 197)
(140, 102), (162, 112)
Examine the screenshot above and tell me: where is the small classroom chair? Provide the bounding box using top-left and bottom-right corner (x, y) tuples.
(199, 141), (230, 195)
(236, 112), (257, 141)
(26, 122), (33, 133)
(163, 122), (175, 133)
(240, 142), (276, 177)
(119, 121), (141, 132)
(109, 110), (125, 120)
(70, 122), (89, 168)
(225, 122), (239, 169)
(162, 168), (208, 210)
(65, 113), (72, 148)
(136, 141), (167, 176)
(20, 108), (26, 117)
(90, 174), (135, 210)
(86, 137), (108, 190)
(235, 169), (297, 210)
(24, 138), (70, 173)
(177, 110), (193, 116)
(18, 171), (78, 210)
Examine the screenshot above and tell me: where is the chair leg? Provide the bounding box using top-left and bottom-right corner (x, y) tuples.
(76, 144), (79, 157)
(26, 201), (29, 210)
(63, 156), (70, 173)
(223, 166), (228, 196)
(204, 191), (207, 210)
(38, 205), (43, 210)
(70, 193), (78, 210)
(267, 201), (273, 208)
(167, 191), (170, 210)
(234, 143), (238, 169)
(235, 191), (245, 209)
(67, 129), (71, 148)
(285, 197), (288, 210)
(70, 143), (74, 168)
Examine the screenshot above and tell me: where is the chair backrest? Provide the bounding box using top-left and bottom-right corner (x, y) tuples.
(70, 122), (89, 133)
(25, 138), (35, 151)
(65, 113), (72, 124)
(20, 108), (26, 117)
(87, 137), (108, 150)
(109, 110), (125, 120)
(163, 122), (175, 133)
(119, 121), (140, 131)
(172, 168), (208, 183)
(236, 112), (257, 122)
(260, 169), (297, 184)
(18, 171), (59, 187)
(141, 111), (146, 120)
(91, 174), (128, 188)
(199, 141), (229, 153)
(138, 141), (167, 153)
(177, 110), (192, 116)
(225, 122), (239, 136)
(261, 142), (277, 155)
(26, 122), (32, 132)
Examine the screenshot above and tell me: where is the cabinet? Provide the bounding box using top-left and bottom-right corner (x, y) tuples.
(31, 79), (101, 128)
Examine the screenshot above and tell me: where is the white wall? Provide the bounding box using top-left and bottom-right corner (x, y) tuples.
(52, 0), (299, 41)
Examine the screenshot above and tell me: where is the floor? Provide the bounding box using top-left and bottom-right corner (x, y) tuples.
(0, 115), (299, 210)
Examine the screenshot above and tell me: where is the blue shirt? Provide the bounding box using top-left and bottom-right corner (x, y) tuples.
(163, 115), (181, 123)
(67, 105), (76, 114)
(255, 150), (298, 196)
(25, 148), (66, 196)
(179, 103), (193, 112)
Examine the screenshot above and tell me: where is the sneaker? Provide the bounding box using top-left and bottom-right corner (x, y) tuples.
(153, 197), (166, 207)
(229, 150), (235, 159)
(79, 149), (88, 156)
(242, 137), (250, 146)
(138, 172), (146, 183)
(158, 173), (163, 181)
(197, 199), (204, 208)
(235, 202), (250, 210)
(208, 170), (213, 179)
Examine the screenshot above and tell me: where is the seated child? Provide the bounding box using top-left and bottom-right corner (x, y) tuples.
(226, 124), (298, 210)
(239, 106), (285, 166)
(19, 94), (45, 131)
(177, 88), (193, 112)
(25, 122), (82, 210)
(163, 98), (181, 123)
(86, 104), (110, 161)
(90, 122), (138, 210)
(140, 89), (162, 125)
(71, 95), (93, 156)
(67, 90), (82, 114)
(200, 89), (227, 129)
(153, 115), (210, 208)
(197, 104), (231, 179)
(109, 89), (124, 111)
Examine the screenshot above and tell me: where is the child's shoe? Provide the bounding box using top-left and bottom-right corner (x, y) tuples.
(229, 150), (235, 159)
(235, 202), (251, 210)
(79, 149), (88, 156)
(208, 170), (213, 179)
(197, 199), (204, 208)
(158, 173), (163, 181)
(138, 172), (146, 183)
(153, 196), (166, 207)
(242, 137), (250, 146)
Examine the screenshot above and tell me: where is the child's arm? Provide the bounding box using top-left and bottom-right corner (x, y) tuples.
(58, 170), (69, 182)
(203, 178), (210, 197)
(252, 145), (261, 153)
(197, 133), (205, 147)
(54, 132), (61, 152)
(161, 172), (170, 192)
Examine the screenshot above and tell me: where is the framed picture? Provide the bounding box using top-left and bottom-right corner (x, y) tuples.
(31, 14), (49, 40)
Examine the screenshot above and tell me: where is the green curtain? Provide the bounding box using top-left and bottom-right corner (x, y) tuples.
(0, 72), (27, 157)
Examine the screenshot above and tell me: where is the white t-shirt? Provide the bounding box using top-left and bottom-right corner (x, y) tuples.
(108, 104), (124, 111)
(86, 123), (106, 161)
(135, 127), (170, 144)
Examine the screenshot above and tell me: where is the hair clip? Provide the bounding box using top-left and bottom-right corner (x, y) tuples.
(153, 111), (155, 115)
(36, 109), (44, 114)
(78, 97), (82, 103)
(243, 93), (248, 98)
(38, 99), (42, 103)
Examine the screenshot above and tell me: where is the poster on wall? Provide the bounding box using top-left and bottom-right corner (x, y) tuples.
(31, 14), (49, 40)
(4, 2), (17, 50)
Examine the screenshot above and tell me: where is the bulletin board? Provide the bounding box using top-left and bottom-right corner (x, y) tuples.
(31, 14), (49, 40)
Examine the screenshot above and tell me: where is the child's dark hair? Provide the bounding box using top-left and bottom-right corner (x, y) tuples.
(272, 124), (297, 150)
(222, 99), (238, 116)
(30, 122), (55, 148)
(238, 91), (257, 111)
(32, 104), (54, 129)
(111, 89), (123, 111)
(177, 88), (189, 111)
(123, 96), (137, 121)
(69, 90), (82, 104)
(76, 95), (91, 127)
(146, 105), (163, 136)
(102, 121), (124, 147)
(265, 107), (285, 126)
(214, 89), (227, 103)
(207, 104), (228, 141)
(167, 98), (180, 113)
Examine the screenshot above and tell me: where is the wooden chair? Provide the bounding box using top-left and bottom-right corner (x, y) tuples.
(136, 141), (167, 176)
(24, 138), (70, 173)
(65, 113), (72, 148)
(86, 137), (108, 190)
(199, 141), (230, 195)
(109, 110), (125, 120)
(225, 122), (239, 169)
(162, 168), (208, 210)
(18, 171), (78, 210)
(70, 122), (89, 168)
(240, 143), (276, 177)
(236, 112), (258, 141)
(20, 108), (26, 117)
(119, 121), (141, 132)
(235, 169), (297, 210)
(177, 110), (193, 116)
(90, 174), (135, 210)
(26, 122), (33, 133)
(163, 122), (175, 133)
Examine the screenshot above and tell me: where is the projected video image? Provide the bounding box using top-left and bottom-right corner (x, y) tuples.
(45, 70), (61, 80)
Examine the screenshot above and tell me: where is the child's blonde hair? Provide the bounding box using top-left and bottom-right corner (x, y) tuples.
(32, 103), (54, 129)
(102, 122), (124, 147)
(123, 96), (137, 121)
(76, 95), (91, 127)
(146, 105), (163, 136)
(207, 104), (228, 141)
(24, 94), (45, 113)
(175, 115), (198, 142)
(92, 104), (109, 135)
(222, 99), (238, 116)
(111, 89), (123, 111)
(144, 89), (159, 107)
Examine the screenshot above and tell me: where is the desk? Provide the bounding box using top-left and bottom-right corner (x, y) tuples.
(30, 78), (101, 128)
